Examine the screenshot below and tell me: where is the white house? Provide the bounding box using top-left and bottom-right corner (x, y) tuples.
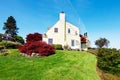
(43, 12), (81, 50)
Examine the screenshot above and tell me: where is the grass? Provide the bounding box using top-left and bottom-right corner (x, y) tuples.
(87, 49), (98, 56)
(8, 49), (21, 57)
(0, 50), (101, 80)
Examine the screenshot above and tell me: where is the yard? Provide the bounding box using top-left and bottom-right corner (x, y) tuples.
(0, 50), (100, 80)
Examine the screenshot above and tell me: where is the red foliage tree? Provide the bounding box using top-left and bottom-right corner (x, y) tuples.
(26, 33), (42, 42)
(19, 33), (55, 57)
(80, 34), (86, 43)
(19, 41), (55, 56)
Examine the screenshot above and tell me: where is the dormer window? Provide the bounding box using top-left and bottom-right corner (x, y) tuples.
(54, 28), (58, 33)
(68, 28), (70, 33)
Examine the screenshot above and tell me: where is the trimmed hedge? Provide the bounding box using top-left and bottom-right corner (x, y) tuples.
(51, 44), (63, 50)
(97, 48), (120, 76)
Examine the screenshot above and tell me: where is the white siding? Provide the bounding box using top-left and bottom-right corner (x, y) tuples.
(65, 22), (81, 49)
(43, 12), (81, 50)
(43, 20), (65, 46)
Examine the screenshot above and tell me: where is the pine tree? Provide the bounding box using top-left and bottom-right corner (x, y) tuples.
(3, 16), (19, 37)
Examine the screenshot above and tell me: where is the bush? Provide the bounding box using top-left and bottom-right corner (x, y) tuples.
(19, 41), (55, 56)
(0, 41), (22, 49)
(51, 44), (63, 50)
(0, 46), (4, 50)
(63, 45), (69, 50)
(14, 35), (24, 44)
(26, 33), (42, 43)
(0, 34), (2, 42)
(19, 33), (55, 57)
(97, 48), (120, 76)
(0, 49), (9, 56)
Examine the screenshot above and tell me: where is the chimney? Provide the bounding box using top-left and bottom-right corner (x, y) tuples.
(59, 11), (65, 21)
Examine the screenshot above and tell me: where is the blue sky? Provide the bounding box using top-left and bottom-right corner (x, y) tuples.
(0, 0), (120, 49)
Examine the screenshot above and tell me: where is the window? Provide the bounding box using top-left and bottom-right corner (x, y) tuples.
(48, 38), (53, 44)
(54, 28), (58, 33)
(75, 31), (78, 35)
(68, 28), (70, 33)
(71, 40), (75, 46)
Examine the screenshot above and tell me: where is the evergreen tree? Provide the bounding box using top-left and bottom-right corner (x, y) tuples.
(3, 16), (19, 37)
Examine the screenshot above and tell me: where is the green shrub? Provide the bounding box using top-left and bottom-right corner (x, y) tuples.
(0, 34), (2, 42)
(0, 41), (22, 49)
(14, 35), (24, 44)
(0, 49), (21, 57)
(51, 44), (63, 50)
(0, 49), (9, 56)
(0, 46), (4, 50)
(0, 52), (9, 56)
(63, 45), (69, 50)
(88, 47), (92, 49)
(97, 48), (120, 76)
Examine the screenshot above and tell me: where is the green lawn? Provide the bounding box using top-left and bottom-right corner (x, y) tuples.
(0, 50), (101, 80)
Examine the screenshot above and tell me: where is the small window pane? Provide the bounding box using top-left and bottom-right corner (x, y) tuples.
(48, 39), (53, 44)
(54, 28), (58, 32)
(68, 28), (70, 33)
